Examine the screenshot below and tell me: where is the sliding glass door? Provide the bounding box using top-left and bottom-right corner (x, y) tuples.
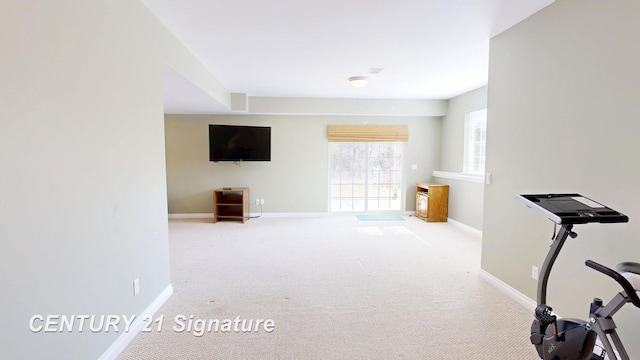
(330, 142), (403, 212)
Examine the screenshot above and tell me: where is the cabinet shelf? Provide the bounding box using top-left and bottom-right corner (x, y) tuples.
(213, 188), (249, 223)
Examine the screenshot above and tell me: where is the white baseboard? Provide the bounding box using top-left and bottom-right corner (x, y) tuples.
(447, 218), (483, 238)
(169, 213), (213, 219)
(168, 212), (332, 219)
(259, 212), (330, 218)
(169, 214), (480, 229)
(98, 284), (174, 360)
(479, 269), (536, 311)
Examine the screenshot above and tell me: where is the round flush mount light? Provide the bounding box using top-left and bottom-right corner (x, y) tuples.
(348, 76), (369, 87)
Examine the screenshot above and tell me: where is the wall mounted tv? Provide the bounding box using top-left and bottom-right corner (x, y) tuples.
(209, 125), (271, 162)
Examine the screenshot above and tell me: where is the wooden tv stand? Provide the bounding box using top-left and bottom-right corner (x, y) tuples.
(213, 188), (249, 223)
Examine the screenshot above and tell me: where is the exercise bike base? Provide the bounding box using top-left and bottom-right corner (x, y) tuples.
(531, 318), (596, 360)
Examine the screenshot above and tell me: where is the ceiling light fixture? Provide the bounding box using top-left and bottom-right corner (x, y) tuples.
(348, 76), (369, 87)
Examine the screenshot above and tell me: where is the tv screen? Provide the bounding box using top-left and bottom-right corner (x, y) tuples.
(209, 125), (271, 162)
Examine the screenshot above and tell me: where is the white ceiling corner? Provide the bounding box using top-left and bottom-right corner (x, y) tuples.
(143, 0), (555, 114)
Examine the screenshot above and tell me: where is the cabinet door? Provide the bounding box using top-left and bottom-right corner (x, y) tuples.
(416, 193), (428, 218)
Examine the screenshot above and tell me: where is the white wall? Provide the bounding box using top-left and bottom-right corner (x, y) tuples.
(0, 1), (220, 358)
(484, 0), (640, 356)
(435, 87), (487, 230)
(165, 114), (442, 214)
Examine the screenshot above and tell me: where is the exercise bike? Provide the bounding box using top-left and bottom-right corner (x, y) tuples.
(518, 194), (640, 360)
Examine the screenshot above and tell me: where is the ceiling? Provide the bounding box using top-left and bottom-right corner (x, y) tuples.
(140, 0), (554, 114)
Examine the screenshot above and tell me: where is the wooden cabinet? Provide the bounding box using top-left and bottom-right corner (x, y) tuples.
(415, 183), (449, 222)
(213, 188), (249, 223)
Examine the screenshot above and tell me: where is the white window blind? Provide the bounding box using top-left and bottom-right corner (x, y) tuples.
(327, 125), (408, 142)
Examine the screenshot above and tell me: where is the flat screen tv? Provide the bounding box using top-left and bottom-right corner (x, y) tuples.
(209, 125), (271, 162)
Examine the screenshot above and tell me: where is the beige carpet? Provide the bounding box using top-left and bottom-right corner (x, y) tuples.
(117, 215), (538, 359)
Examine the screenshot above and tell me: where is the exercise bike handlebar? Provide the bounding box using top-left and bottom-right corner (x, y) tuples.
(585, 259), (640, 308)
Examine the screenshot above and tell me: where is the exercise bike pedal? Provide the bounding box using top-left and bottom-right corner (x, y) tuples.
(534, 304), (556, 325)
(531, 304), (556, 347)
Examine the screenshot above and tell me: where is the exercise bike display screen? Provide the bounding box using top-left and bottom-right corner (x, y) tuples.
(518, 193), (628, 224)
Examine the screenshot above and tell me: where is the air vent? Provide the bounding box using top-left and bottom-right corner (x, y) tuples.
(368, 68), (384, 74)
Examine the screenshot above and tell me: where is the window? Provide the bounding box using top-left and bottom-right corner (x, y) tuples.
(463, 108), (487, 174)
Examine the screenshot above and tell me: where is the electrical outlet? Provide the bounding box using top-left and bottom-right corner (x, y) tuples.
(260, 199), (264, 205)
(255, 199), (260, 205)
(133, 278), (140, 296)
(532, 265), (539, 280)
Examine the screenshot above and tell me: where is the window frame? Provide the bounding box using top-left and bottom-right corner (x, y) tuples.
(463, 108), (487, 175)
